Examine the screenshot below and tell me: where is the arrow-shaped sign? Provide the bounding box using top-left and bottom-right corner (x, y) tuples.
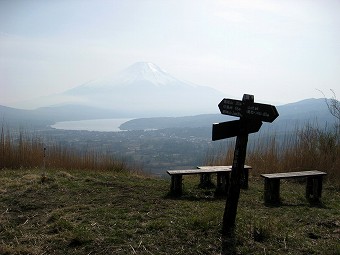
(212, 119), (262, 141)
(218, 98), (279, 123)
(218, 99), (244, 118)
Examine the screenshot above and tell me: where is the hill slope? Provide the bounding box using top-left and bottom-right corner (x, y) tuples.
(1, 97), (336, 132)
(120, 98), (335, 131)
(0, 169), (339, 254)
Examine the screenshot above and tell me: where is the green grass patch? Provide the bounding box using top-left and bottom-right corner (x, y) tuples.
(0, 169), (339, 254)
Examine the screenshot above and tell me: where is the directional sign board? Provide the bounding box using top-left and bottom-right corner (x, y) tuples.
(212, 120), (262, 141)
(218, 98), (279, 123)
(212, 94), (279, 244)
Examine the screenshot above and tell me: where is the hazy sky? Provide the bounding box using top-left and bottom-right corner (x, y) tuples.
(1, 0), (339, 108)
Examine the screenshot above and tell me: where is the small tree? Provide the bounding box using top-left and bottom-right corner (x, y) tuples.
(318, 89), (340, 123)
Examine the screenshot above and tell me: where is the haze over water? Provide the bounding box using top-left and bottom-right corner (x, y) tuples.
(51, 118), (132, 132)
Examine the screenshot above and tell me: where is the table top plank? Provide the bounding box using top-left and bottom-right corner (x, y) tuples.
(167, 168), (230, 175)
(167, 165), (252, 175)
(197, 165), (252, 170)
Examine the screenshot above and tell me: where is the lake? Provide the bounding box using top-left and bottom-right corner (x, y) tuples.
(51, 118), (133, 132)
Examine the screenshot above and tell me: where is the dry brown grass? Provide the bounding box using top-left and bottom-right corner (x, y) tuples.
(2, 122), (339, 185)
(0, 126), (129, 172)
(207, 123), (340, 185)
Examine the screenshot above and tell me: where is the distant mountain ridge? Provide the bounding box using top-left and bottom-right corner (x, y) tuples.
(0, 98), (336, 130)
(119, 98), (335, 131)
(0, 98), (335, 130)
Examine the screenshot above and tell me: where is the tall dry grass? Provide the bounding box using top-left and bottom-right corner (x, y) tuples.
(206, 123), (340, 184)
(0, 126), (129, 172)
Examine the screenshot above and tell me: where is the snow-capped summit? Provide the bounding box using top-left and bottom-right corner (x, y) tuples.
(81, 62), (189, 89)
(118, 62), (178, 86)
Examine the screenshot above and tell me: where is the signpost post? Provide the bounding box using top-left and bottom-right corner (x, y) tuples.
(212, 94), (279, 254)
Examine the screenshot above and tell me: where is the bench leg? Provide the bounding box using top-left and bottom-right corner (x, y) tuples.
(170, 175), (183, 196)
(215, 172), (230, 196)
(240, 168), (249, 189)
(264, 178), (280, 205)
(199, 173), (214, 188)
(306, 176), (323, 202)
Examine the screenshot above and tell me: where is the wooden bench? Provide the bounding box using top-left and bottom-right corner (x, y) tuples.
(260, 170), (327, 205)
(167, 165), (252, 196)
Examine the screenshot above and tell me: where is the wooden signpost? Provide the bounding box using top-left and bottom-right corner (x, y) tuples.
(212, 94), (279, 252)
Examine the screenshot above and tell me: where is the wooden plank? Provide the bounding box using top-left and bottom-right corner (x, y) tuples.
(197, 165), (252, 170)
(216, 172), (229, 196)
(167, 168), (230, 175)
(261, 170), (326, 179)
(198, 165), (252, 189)
(167, 165), (253, 175)
(170, 175), (183, 196)
(197, 166), (231, 171)
(264, 178), (281, 204)
(306, 176), (324, 202)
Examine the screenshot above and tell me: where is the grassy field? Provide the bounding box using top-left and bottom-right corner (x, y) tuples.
(0, 168), (339, 255)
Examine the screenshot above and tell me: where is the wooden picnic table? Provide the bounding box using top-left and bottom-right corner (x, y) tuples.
(167, 165), (252, 196)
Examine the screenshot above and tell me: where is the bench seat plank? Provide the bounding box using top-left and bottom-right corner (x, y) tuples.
(261, 170), (326, 179)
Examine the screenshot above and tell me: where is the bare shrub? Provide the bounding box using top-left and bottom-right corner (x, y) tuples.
(207, 123), (340, 185)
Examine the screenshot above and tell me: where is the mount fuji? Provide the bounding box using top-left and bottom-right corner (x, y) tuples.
(42, 62), (226, 117)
